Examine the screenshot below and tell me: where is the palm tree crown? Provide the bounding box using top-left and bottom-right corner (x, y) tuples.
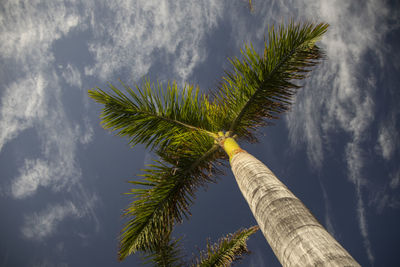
(89, 21), (329, 261)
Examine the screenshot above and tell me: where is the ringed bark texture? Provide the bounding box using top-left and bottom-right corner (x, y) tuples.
(230, 152), (360, 267)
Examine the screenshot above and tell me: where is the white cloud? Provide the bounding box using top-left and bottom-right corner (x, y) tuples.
(368, 168), (400, 216)
(345, 143), (366, 185)
(318, 179), (336, 237)
(376, 112), (399, 161)
(10, 135), (81, 198)
(21, 201), (80, 240)
(0, 0), (97, 243)
(370, 183), (400, 214)
(78, 118), (94, 145)
(0, 74), (47, 151)
(11, 159), (51, 199)
(390, 169), (400, 189)
(377, 126), (396, 160)
(71, 183), (100, 232)
(287, 93), (325, 169)
(0, 1), (80, 70)
(21, 192), (99, 241)
(61, 64), (82, 89)
(355, 182), (374, 264)
(83, 0), (223, 82)
(0, 0), (83, 154)
(281, 0), (389, 164)
(346, 142), (374, 263)
(7, 71), (82, 199)
(0, 0), (91, 196)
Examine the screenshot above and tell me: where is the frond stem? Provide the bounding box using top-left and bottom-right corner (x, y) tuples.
(133, 110), (218, 139)
(163, 117), (218, 139)
(228, 46), (297, 134)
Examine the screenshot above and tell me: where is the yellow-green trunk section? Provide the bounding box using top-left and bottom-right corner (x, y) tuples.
(222, 137), (245, 161)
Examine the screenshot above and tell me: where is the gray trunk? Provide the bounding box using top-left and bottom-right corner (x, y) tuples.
(230, 151), (360, 267)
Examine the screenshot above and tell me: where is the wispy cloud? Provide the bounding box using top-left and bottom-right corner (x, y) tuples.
(0, 74), (47, 152)
(377, 126), (396, 160)
(83, 1), (224, 82)
(0, 1), (80, 71)
(369, 168), (400, 216)
(346, 143), (374, 263)
(376, 111), (399, 161)
(11, 159), (51, 199)
(355, 182), (374, 263)
(76, 117), (94, 145)
(390, 169), (400, 190)
(0, 0), (96, 243)
(318, 178), (336, 237)
(21, 201), (81, 240)
(8, 73), (82, 199)
(21, 190), (99, 241)
(61, 64), (82, 89)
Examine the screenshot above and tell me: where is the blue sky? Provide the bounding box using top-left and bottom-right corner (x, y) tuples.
(0, 0), (399, 266)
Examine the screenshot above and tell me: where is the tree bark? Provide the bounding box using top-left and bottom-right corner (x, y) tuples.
(230, 151), (360, 267)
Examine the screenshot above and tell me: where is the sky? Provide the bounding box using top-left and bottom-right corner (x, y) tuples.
(0, 0), (399, 266)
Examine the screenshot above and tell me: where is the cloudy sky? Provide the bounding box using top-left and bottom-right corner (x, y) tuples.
(1, 0), (399, 266)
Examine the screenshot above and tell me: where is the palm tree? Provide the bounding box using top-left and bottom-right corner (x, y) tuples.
(89, 22), (360, 266)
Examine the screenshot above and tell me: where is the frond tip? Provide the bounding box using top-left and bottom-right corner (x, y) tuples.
(192, 226), (259, 267)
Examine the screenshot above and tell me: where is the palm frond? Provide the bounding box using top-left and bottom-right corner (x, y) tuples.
(119, 134), (227, 260)
(141, 226), (258, 267)
(141, 231), (185, 267)
(191, 226), (259, 267)
(88, 80), (223, 150)
(214, 21), (329, 142)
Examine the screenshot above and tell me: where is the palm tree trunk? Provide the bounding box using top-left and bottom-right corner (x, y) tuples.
(225, 139), (360, 266)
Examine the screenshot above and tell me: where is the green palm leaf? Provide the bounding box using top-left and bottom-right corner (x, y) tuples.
(88, 80), (223, 151)
(141, 226), (258, 267)
(119, 134), (227, 260)
(191, 226), (259, 267)
(215, 21), (329, 142)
